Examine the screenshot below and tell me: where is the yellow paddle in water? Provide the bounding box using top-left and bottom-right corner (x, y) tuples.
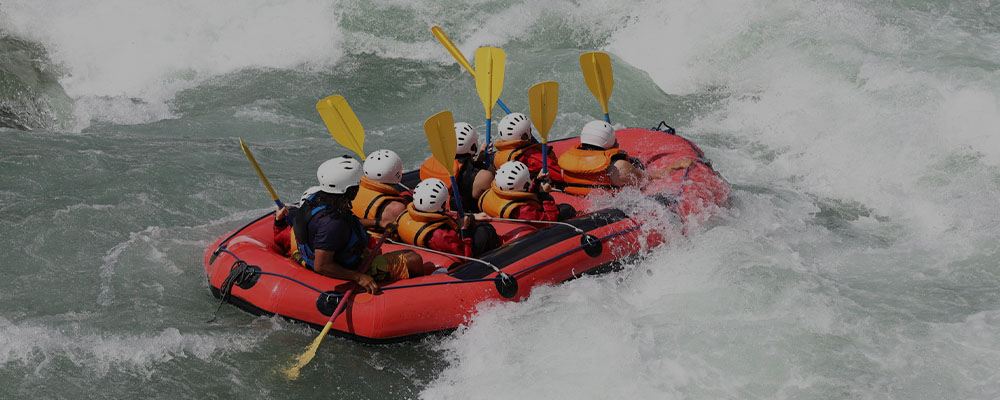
(430, 26), (511, 114)
(579, 51), (614, 123)
(528, 81), (558, 176)
(474, 47), (506, 163)
(281, 226), (393, 380)
(282, 95), (372, 380)
(316, 94), (366, 160)
(423, 110), (467, 223)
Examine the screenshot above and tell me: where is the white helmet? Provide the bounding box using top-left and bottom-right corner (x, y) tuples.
(454, 122), (480, 156)
(363, 149), (403, 184)
(580, 120), (616, 149)
(316, 156), (362, 194)
(498, 112), (532, 141)
(300, 186), (322, 203)
(495, 161), (531, 191)
(413, 178), (449, 213)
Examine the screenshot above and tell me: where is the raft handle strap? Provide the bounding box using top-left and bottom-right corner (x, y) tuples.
(653, 121), (676, 134)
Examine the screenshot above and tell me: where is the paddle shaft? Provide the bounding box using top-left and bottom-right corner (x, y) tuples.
(449, 176), (466, 240)
(541, 143), (548, 176)
(321, 228), (391, 325)
(239, 138), (292, 225)
(431, 26), (512, 115)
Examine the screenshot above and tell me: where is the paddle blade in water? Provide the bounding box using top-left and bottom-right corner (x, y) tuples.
(316, 95), (366, 160)
(282, 321), (334, 380)
(579, 52), (613, 115)
(423, 110), (458, 176)
(528, 81), (559, 144)
(474, 47), (505, 119)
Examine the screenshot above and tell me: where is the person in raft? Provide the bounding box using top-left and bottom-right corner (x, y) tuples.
(352, 149), (411, 233)
(394, 178), (500, 257)
(478, 161), (576, 223)
(293, 156), (424, 293)
(490, 112), (562, 183)
(273, 185), (322, 254)
(419, 122), (494, 213)
(557, 120), (649, 196)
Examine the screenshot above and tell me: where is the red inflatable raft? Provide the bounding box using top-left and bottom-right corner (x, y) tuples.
(204, 123), (730, 343)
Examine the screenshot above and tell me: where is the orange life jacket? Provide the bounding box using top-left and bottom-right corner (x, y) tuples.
(351, 176), (407, 221)
(492, 139), (539, 170)
(478, 181), (542, 218)
(557, 146), (627, 195)
(395, 203), (459, 247)
(419, 157), (462, 188)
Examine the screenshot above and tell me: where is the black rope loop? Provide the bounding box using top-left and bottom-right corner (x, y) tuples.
(206, 260), (259, 323)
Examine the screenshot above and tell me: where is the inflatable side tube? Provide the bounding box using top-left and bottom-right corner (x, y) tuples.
(449, 208), (630, 280)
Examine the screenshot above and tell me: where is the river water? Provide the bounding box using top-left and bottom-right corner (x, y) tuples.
(2, 0), (999, 398)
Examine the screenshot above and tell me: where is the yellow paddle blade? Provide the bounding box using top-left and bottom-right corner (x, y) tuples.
(316, 95), (366, 160)
(282, 321), (334, 380)
(474, 47), (505, 120)
(431, 26), (475, 77)
(579, 51), (614, 115)
(239, 138), (280, 202)
(528, 81), (559, 144)
(423, 110), (458, 176)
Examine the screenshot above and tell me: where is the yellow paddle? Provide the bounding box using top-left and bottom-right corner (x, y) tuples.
(579, 51), (614, 123)
(528, 81), (558, 176)
(423, 110), (466, 222)
(430, 26), (511, 114)
(316, 94), (366, 160)
(474, 47), (506, 162)
(282, 226), (394, 380)
(239, 137), (284, 209)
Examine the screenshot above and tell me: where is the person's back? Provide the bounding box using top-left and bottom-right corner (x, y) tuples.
(490, 112), (562, 181)
(558, 120), (646, 195)
(418, 122), (495, 213)
(296, 156), (424, 293)
(352, 149), (409, 232)
(396, 178), (499, 257)
(479, 161), (574, 223)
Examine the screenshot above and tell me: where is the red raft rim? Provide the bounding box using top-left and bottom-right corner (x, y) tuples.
(204, 123), (731, 343)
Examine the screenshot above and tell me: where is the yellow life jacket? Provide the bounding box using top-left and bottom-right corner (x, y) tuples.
(351, 176), (406, 221)
(419, 157), (462, 188)
(492, 139), (539, 170)
(557, 146), (626, 195)
(395, 203), (459, 247)
(477, 181), (542, 218)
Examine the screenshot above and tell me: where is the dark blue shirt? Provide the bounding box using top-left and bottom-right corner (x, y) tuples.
(308, 213), (355, 253)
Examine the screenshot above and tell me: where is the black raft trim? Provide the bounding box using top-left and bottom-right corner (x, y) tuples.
(208, 255), (631, 344)
(449, 207), (630, 280)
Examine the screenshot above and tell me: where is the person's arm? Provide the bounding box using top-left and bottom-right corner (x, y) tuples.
(537, 199), (560, 222)
(608, 159), (648, 186)
(472, 169), (494, 200)
(313, 249), (378, 293)
(510, 203), (542, 221)
(426, 228), (474, 257)
(378, 201), (407, 229)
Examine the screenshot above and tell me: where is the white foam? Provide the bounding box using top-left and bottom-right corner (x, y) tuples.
(424, 0), (1000, 398)
(0, 317), (261, 379)
(1, 0), (344, 129)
